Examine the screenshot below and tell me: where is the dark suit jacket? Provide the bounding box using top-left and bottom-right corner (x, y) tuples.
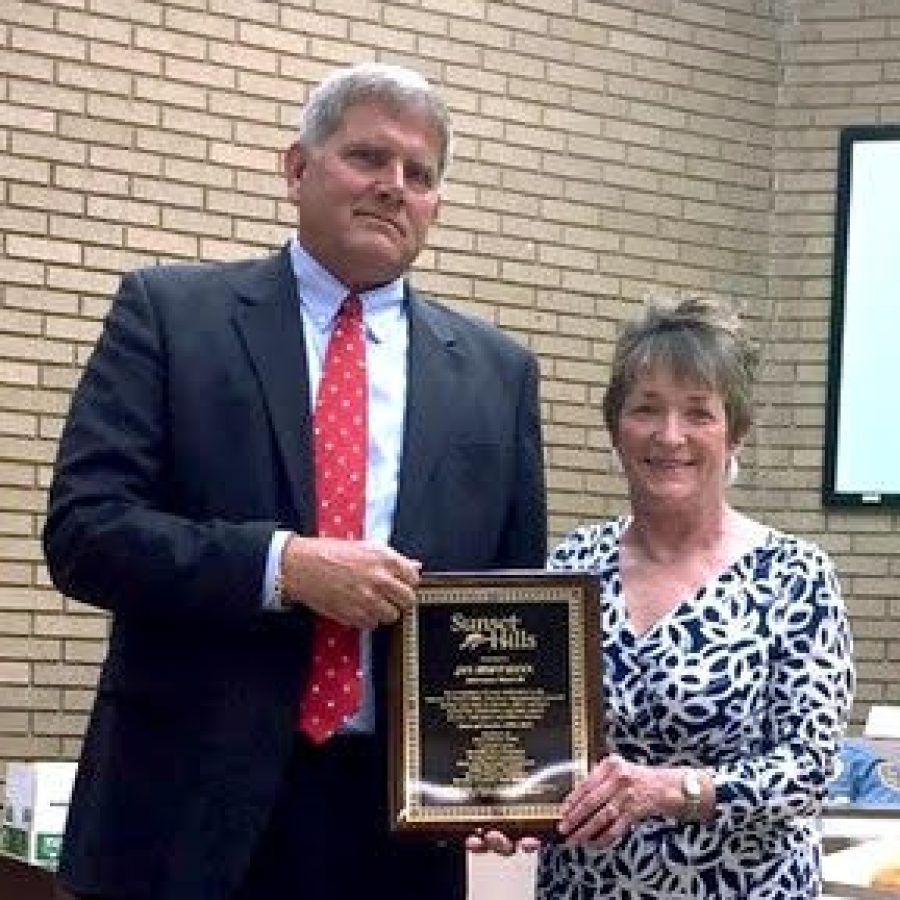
(43, 244), (547, 900)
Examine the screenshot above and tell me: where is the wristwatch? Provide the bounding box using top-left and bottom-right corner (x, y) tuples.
(681, 769), (703, 822)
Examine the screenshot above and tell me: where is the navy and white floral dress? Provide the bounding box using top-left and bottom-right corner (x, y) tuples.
(538, 517), (854, 900)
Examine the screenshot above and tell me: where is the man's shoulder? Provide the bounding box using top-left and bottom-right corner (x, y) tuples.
(409, 288), (533, 359)
(134, 248), (285, 291)
(110, 249), (292, 329)
(123, 251), (285, 294)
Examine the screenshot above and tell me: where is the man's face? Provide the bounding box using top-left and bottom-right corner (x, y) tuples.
(286, 101), (443, 290)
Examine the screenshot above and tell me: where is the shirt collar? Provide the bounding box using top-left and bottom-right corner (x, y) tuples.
(288, 236), (406, 342)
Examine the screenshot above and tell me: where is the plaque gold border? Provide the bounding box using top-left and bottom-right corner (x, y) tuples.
(388, 570), (603, 837)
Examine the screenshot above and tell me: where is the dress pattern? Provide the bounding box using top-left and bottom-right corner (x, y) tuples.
(538, 517), (854, 900)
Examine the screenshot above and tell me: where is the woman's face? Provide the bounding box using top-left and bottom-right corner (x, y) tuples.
(614, 364), (734, 507)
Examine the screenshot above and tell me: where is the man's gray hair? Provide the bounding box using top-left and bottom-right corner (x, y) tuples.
(298, 62), (453, 179)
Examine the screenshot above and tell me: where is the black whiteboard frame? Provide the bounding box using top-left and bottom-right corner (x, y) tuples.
(822, 124), (900, 508)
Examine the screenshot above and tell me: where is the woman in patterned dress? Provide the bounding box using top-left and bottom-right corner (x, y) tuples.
(473, 296), (854, 899)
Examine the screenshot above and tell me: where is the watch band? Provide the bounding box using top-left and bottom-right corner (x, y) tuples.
(681, 769), (703, 822)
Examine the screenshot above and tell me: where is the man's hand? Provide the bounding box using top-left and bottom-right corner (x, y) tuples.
(279, 535), (421, 628)
(465, 829), (541, 856)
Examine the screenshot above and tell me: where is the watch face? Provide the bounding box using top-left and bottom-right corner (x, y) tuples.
(684, 771), (701, 797)
(681, 771), (702, 822)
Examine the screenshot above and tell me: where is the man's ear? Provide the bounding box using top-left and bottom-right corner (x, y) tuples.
(284, 142), (308, 197)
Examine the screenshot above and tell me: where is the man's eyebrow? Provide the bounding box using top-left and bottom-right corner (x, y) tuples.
(343, 139), (379, 151)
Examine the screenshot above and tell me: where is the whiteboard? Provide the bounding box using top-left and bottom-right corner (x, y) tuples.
(823, 126), (900, 507)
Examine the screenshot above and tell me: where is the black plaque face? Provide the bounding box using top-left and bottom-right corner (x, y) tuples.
(388, 571), (602, 836)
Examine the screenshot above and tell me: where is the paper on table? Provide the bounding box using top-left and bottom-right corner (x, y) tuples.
(823, 837), (900, 889)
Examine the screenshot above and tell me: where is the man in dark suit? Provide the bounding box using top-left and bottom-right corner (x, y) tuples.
(43, 62), (546, 900)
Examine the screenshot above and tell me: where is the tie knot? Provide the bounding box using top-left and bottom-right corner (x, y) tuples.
(339, 294), (362, 323)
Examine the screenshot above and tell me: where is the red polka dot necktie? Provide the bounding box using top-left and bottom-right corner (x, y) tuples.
(297, 295), (366, 743)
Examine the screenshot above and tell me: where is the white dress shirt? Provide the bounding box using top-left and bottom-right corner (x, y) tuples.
(263, 237), (409, 732)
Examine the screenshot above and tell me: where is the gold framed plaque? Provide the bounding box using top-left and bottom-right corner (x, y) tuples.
(388, 570), (603, 837)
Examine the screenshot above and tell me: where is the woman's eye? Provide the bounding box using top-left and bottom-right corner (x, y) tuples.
(406, 164), (436, 189)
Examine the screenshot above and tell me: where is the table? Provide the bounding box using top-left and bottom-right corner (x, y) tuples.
(822, 836), (900, 897)
(0, 853), (74, 900)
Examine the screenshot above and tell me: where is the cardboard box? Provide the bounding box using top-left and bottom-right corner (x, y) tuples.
(2, 762), (77, 869)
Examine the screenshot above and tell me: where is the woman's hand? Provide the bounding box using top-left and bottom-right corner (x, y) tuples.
(558, 754), (684, 846)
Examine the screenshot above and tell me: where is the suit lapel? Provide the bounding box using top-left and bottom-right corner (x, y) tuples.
(224, 262), (463, 542)
(227, 245), (315, 528)
(390, 288), (460, 552)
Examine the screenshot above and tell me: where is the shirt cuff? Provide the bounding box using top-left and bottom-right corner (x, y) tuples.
(262, 530), (293, 610)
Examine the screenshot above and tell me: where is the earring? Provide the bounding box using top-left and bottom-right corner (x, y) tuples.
(726, 455), (739, 486)
(610, 447), (623, 474)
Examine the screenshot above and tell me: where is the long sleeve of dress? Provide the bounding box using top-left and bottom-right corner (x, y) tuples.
(711, 543), (855, 829)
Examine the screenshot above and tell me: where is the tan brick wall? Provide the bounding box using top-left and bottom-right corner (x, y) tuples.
(769, 0), (900, 723)
(0, 0), (895, 774)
